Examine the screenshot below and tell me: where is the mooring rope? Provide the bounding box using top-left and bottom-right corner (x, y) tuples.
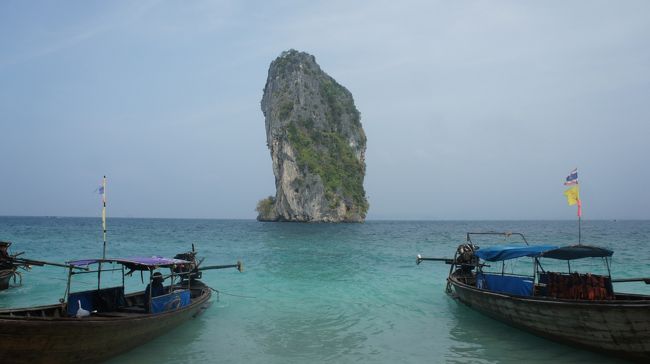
(208, 286), (257, 301)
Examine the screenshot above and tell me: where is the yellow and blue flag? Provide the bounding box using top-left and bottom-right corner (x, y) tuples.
(563, 185), (580, 205)
(563, 185), (582, 217)
(564, 168), (578, 186)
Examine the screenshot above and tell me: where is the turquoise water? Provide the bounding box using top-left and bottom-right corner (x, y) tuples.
(1, 217), (649, 363)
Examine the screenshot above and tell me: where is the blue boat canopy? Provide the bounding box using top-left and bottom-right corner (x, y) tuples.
(541, 245), (613, 260)
(475, 244), (560, 261)
(475, 244), (614, 261)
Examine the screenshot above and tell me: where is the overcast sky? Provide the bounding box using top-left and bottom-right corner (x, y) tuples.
(1, 1), (649, 220)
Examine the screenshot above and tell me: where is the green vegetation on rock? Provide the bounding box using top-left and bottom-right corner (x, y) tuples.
(255, 196), (276, 219)
(320, 78), (361, 130)
(288, 119), (368, 216)
(278, 101), (293, 121)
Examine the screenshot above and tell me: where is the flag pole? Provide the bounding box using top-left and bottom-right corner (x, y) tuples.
(579, 215), (581, 245)
(577, 199), (582, 245)
(102, 175), (107, 259)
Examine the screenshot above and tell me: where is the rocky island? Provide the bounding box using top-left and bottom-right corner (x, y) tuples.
(256, 50), (368, 222)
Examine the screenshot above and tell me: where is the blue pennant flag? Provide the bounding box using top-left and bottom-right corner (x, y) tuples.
(564, 168), (578, 186)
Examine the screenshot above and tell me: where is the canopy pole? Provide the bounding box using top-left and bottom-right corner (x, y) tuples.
(102, 176), (107, 259)
(533, 258), (538, 287)
(170, 267), (175, 292)
(97, 262), (102, 290)
(578, 215), (582, 245)
(64, 266), (73, 303)
(148, 269), (153, 313)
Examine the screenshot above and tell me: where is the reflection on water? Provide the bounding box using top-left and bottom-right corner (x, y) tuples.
(104, 310), (213, 364)
(445, 296), (629, 363)
(250, 307), (367, 361)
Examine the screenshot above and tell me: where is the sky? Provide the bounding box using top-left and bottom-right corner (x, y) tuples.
(1, 1), (649, 220)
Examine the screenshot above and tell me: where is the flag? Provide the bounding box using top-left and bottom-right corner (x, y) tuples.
(99, 176), (106, 234)
(99, 176), (106, 203)
(564, 185), (580, 206)
(98, 175), (108, 259)
(564, 168), (578, 186)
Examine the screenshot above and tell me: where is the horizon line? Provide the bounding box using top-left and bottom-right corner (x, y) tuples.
(0, 215), (644, 222)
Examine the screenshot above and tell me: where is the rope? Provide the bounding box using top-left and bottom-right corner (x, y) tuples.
(208, 286), (257, 300)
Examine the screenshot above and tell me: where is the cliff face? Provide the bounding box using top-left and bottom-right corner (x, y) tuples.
(257, 50), (368, 222)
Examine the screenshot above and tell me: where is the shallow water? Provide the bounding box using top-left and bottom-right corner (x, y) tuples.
(1, 217), (648, 363)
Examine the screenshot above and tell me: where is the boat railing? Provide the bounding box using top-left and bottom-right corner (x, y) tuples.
(0, 304), (65, 318)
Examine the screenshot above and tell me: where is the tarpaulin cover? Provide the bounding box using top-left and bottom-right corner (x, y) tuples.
(541, 245), (613, 260)
(474, 244), (559, 262)
(151, 289), (190, 314)
(68, 256), (190, 268)
(476, 272), (533, 296)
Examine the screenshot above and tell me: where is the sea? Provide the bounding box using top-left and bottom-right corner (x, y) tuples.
(1, 217), (649, 363)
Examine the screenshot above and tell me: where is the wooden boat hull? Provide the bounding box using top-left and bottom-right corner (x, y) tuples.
(0, 268), (14, 290)
(0, 287), (211, 363)
(448, 276), (650, 361)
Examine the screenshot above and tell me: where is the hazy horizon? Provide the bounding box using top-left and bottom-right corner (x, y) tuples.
(2, 1), (649, 220)
(0, 215), (646, 223)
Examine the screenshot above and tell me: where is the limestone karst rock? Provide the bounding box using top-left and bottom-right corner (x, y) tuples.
(256, 50), (368, 222)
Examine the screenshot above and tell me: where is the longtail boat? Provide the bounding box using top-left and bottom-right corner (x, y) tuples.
(417, 232), (650, 361)
(0, 268), (14, 290)
(1, 240), (76, 291)
(0, 248), (242, 363)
